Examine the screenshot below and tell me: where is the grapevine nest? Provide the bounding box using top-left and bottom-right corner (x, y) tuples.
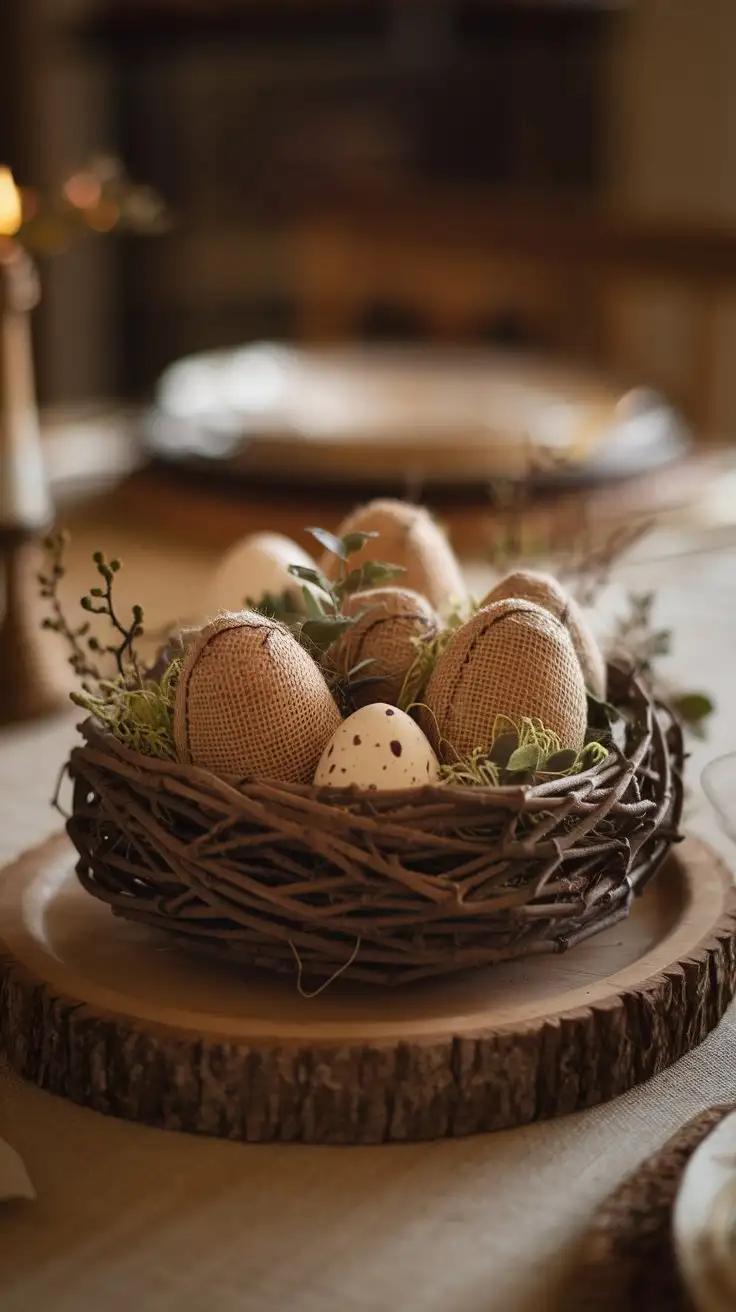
(65, 664), (683, 989)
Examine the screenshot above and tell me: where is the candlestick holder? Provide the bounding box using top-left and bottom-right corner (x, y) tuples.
(0, 243), (68, 726)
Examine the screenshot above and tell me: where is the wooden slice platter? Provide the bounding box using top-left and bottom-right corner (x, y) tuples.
(0, 833), (734, 1145)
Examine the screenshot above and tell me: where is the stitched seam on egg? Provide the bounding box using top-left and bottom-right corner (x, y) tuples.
(181, 623), (241, 764)
(180, 615), (278, 766)
(341, 608), (435, 675)
(432, 602), (568, 750)
(489, 575), (604, 694)
(438, 615), (497, 736)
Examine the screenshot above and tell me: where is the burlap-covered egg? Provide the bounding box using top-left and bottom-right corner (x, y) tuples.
(421, 598), (587, 760)
(329, 587), (439, 709)
(173, 612), (342, 783)
(314, 703), (440, 791)
(481, 568), (606, 699)
(209, 532), (317, 615)
(320, 499), (466, 617)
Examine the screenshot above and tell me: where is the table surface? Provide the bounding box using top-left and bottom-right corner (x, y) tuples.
(3, 495), (736, 1311)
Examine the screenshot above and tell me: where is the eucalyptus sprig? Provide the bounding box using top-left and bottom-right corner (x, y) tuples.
(243, 589), (303, 628)
(286, 526), (406, 651)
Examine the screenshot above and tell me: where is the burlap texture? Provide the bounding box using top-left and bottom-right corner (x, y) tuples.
(421, 598), (588, 760)
(320, 499), (467, 617)
(330, 587), (439, 708)
(174, 612), (342, 783)
(483, 569), (606, 699)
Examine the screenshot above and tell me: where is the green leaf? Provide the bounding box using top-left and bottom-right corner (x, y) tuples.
(649, 630), (672, 657)
(300, 616), (356, 652)
(336, 560), (405, 598)
(344, 674), (386, 695)
(543, 748), (578, 774)
(489, 732), (518, 767)
(288, 563), (332, 592)
(346, 657), (376, 678)
(245, 590), (299, 623)
(673, 692), (715, 723)
(306, 527), (346, 560)
(507, 743), (542, 773)
(586, 691), (621, 729)
(340, 531), (379, 558)
(630, 591), (654, 617)
(302, 585), (328, 619)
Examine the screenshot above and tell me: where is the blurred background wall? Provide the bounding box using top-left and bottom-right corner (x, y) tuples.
(3, 0), (736, 440)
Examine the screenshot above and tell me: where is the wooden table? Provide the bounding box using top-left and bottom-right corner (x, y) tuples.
(1, 496), (736, 1310)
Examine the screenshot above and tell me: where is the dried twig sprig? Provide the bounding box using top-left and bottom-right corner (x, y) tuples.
(80, 551), (144, 684)
(556, 513), (654, 608)
(39, 534), (147, 692)
(38, 532), (100, 688)
(486, 477), (652, 608)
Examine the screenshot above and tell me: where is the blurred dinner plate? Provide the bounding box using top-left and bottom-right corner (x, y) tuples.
(143, 343), (689, 490)
(702, 755), (736, 845)
(674, 1110), (736, 1312)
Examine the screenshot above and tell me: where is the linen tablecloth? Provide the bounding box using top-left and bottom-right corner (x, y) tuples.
(1, 523), (736, 1312)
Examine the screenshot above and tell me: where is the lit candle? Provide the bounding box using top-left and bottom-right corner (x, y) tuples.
(0, 162), (49, 533)
(0, 166), (22, 240)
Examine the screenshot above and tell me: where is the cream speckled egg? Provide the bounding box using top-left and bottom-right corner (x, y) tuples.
(209, 532), (317, 614)
(314, 703), (440, 791)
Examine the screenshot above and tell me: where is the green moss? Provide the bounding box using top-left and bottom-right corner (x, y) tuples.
(71, 658), (182, 760)
(438, 716), (608, 787)
(397, 600), (473, 712)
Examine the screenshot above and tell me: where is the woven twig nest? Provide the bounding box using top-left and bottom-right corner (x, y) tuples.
(65, 665), (683, 988)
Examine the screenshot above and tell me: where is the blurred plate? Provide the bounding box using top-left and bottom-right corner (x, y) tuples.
(674, 1110), (736, 1312)
(703, 755), (736, 844)
(143, 343), (689, 489)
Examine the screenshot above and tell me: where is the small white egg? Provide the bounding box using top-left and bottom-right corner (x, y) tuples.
(209, 532), (317, 614)
(314, 703), (440, 791)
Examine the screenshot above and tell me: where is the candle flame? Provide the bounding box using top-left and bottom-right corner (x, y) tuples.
(0, 167), (22, 236)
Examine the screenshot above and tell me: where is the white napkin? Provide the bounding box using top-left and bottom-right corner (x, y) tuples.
(0, 1136), (34, 1202)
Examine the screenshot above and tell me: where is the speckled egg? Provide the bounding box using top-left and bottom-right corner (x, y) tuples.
(314, 703), (440, 791)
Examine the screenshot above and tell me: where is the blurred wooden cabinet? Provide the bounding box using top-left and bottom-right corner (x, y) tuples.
(290, 193), (736, 438)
